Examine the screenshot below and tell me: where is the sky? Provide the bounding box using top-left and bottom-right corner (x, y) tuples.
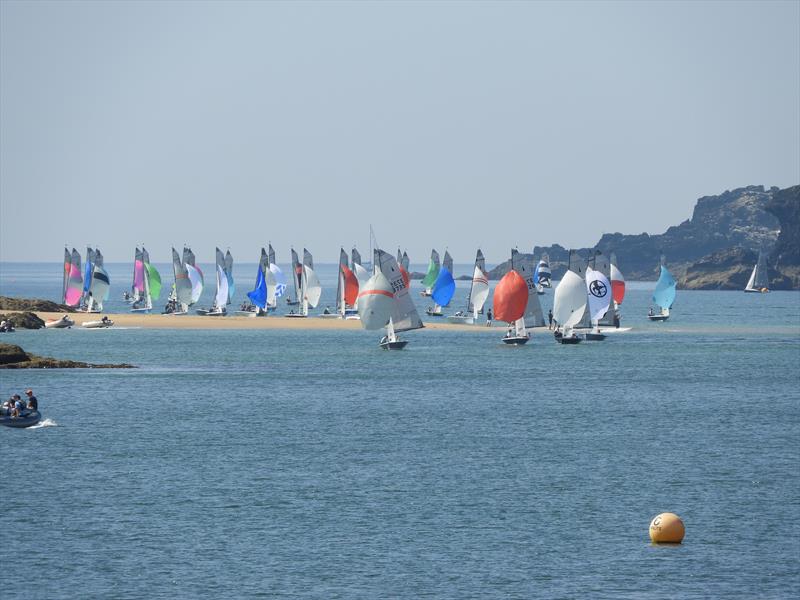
(1, 0), (798, 264)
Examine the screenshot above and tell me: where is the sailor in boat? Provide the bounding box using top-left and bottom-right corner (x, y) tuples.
(548, 309), (553, 330)
(486, 308), (492, 327)
(122, 291), (131, 301)
(25, 389), (38, 412)
(613, 312), (620, 329)
(101, 316), (111, 325)
(323, 306), (331, 315)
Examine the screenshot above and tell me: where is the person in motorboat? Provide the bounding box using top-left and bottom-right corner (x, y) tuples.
(10, 395), (24, 418)
(101, 316), (111, 325)
(1, 397), (12, 416)
(25, 389), (37, 411)
(648, 307), (654, 317)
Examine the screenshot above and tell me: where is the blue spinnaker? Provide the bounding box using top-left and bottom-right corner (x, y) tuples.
(83, 260), (93, 292)
(533, 262), (540, 285)
(652, 265), (676, 309)
(431, 267), (455, 307)
(247, 267), (267, 309)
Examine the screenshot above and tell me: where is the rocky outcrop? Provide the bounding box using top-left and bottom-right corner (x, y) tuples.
(0, 297), (75, 312)
(680, 247), (757, 290)
(765, 185), (800, 289)
(0, 343), (135, 369)
(0, 312), (46, 330)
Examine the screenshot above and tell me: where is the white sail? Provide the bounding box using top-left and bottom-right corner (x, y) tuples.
(745, 265), (758, 291)
(215, 264), (229, 309)
(511, 250), (546, 326)
(89, 264), (110, 311)
(269, 263), (286, 301)
(353, 262), (370, 288)
(469, 264), (490, 318)
(186, 264), (203, 304)
(265, 267), (277, 306)
(357, 272), (394, 330)
(303, 265), (322, 309)
(585, 266), (612, 324)
(554, 270), (588, 329)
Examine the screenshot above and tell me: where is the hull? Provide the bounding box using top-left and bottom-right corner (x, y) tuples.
(379, 339), (409, 350)
(197, 309), (226, 317)
(285, 313), (307, 318)
(502, 335), (529, 345)
(648, 314), (669, 321)
(582, 331), (606, 341)
(0, 411), (41, 428)
(554, 331), (581, 344)
(446, 315), (475, 325)
(45, 318), (74, 329)
(425, 308), (443, 317)
(744, 288), (769, 293)
(419, 290), (432, 297)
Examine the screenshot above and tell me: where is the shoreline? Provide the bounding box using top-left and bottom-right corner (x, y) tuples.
(23, 311), (532, 332)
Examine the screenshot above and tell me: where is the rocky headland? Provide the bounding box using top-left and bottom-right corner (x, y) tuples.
(0, 343), (135, 369)
(0, 312), (46, 329)
(0, 297), (76, 313)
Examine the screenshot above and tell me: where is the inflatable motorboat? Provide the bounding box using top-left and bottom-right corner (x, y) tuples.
(45, 316), (74, 329)
(0, 410), (41, 428)
(81, 319), (114, 328)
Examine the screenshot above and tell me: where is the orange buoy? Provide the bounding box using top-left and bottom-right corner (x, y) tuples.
(649, 512), (685, 543)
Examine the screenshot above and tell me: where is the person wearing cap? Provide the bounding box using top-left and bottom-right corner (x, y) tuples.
(25, 389), (37, 411)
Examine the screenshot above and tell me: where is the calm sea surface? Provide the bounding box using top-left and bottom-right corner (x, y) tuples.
(1, 262), (799, 598)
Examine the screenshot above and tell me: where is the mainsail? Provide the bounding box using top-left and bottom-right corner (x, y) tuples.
(467, 249), (488, 316)
(302, 248), (321, 313)
(62, 248), (71, 305)
(65, 248), (83, 307)
(745, 251), (769, 291)
(224, 250), (235, 303)
(568, 250), (593, 329)
(290, 248), (302, 303)
(172, 248), (193, 308)
(215, 264), (229, 309)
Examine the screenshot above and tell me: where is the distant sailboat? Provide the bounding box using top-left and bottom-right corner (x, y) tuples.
(493, 255), (530, 345)
(648, 256), (676, 321)
(84, 248), (110, 313)
(80, 247), (95, 310)
(610, 252), (626, 321)
(590, 250), (617, 331)
(427, 251), (455, 317)
(552, 269), (587, 344)
(534, 254), (552, 293)
(582, 265), (611, 341)
(357, 248), (424, 349)
(131, 247), (161, 312)
(196, 248), (228, 316)
(127, 247), (144, 304)
(287, 248), (302, 306)
(744, 251), (770, 293)
(63, 248), (83, 308)
(224, 249), (235, 304)
(336, 247), (360, 318)
(286, 248), (322, 317)
(240, 248), (268, 316)
(420, 249), (440, 297)
(448, 249), (489, 324)
(267, 244), (285, 311)
(166, 247), (193, 314)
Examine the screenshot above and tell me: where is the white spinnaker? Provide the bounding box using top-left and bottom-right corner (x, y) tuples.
(585, 267), (611, 323)
(265, 267), (277, 305)
(186, 264), (203, 304)
(215, 265), (229, 308)
(90, 265), (110, 311)
(304, 265), (322, 309)
(554, 270), (587, 328)
(353, 263), (370, 288)
(357, 272), (394, 330)
(469, 265), (489, 314)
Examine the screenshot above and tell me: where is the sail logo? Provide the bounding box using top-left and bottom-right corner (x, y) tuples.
(589, 280), (608, 298)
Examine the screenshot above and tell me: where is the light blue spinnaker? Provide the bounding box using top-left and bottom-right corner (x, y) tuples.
(431, 267), (456, 307)
(247, 266), (267, 309)
(652, 265), (676, 310)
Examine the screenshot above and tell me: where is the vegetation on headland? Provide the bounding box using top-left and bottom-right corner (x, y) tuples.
(0, 343), (135, 369)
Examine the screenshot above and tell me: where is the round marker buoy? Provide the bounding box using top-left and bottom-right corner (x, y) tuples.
(649, 512), (685, 543)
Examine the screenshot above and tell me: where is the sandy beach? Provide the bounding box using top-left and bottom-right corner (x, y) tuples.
(29, 311), (546, 332)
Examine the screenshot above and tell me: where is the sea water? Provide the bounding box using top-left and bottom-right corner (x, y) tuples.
(1, 262), (799, 598)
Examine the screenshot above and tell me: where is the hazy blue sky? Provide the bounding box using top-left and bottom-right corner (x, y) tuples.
(1, 0), (798, 263)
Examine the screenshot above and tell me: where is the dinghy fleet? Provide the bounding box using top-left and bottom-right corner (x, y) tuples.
(56, 242), (766, 347)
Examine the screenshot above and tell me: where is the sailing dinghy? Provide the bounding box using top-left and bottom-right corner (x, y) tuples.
(357, 249), (424, 349)
(582, 266), (611, 341)
(427, 251), (455, 317)
(493, 262), (529, 345)
(336, 247), (360, 319)
(552, 268), (587, 344)
(744, 251), (770, 293)
(448, 249), (489, 325)
(648, 256), (676, 321)
(131, 248), (161, 313)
